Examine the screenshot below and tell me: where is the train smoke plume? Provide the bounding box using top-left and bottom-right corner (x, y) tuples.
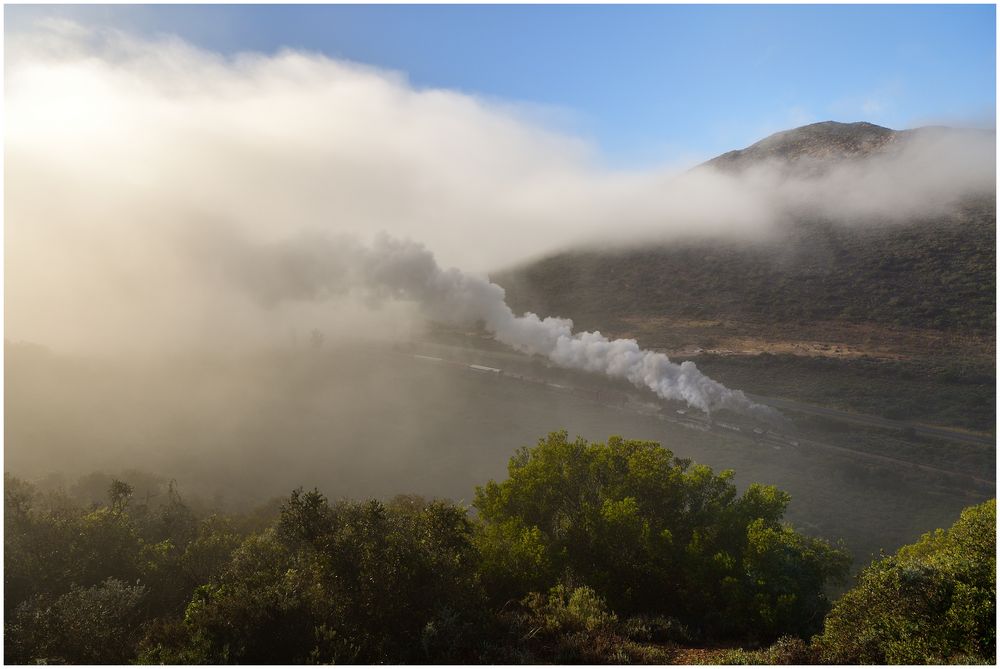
(227, 232), (777, 420)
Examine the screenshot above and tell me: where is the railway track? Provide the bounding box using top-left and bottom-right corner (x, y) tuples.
(393, 342), (995, 490)
(747, 394), (994, 447)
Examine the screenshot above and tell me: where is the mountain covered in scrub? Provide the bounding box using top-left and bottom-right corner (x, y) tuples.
(499, 121), (995, 336)
(494, 121), (995, 431)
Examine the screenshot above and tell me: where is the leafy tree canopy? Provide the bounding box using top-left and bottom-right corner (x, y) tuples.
(170, 491), (487, 664)
(474, 430), (850, 641)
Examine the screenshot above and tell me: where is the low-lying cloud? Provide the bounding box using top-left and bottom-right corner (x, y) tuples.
(213, 232), (777, 417)
(5, 20), (995, 353)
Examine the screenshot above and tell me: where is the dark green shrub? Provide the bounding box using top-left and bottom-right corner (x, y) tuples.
(814, 499), (995, 664)
(7, 578), (148, 664)
(173, 492), (487, 663)
(474, 431), (849, 642)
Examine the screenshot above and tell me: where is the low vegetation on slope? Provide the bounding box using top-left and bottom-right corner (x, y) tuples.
(5, 434), (994, 664)
(714, 498), (996, 664)
(493, 122), (995, 431)
(813, 498), (996, 664)
(497, 197), (994, 337)
(495, 197), (995, 430)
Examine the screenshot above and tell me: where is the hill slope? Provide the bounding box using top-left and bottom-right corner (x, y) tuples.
(705, 120), (898, 172)
(497, 196), (993, 335)
(494, 122), (996, 431)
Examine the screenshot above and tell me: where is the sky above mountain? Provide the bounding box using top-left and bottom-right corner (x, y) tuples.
(6, 3), (995, 168)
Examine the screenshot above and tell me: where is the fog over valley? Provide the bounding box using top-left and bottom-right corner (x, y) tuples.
(6, 13), (995, 557)
(4, 8), (995, 665)
(5, 21), (994, 354)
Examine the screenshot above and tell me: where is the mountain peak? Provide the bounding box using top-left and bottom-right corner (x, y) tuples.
(705, 121), (899, 172)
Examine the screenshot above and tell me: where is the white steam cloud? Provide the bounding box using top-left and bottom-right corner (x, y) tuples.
(220, 232), (776, 419)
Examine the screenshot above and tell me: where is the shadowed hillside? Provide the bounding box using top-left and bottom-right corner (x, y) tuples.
(495, 122), (996, 431)
(497, 197), (994, 335)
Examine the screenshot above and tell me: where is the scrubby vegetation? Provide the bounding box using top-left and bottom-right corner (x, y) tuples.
(5, 433), (994, 664)
(498, 199), (995, 336)
(814, 499), (996, 664)
(706, 499), (997, 665)
(694, 351), (996, 433)
(496, 198), (996, 432)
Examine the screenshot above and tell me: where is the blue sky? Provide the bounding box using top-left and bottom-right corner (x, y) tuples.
(6, 4), (996, 167)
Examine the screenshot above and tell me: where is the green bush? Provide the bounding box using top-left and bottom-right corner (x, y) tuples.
(715, 636), (815, 665)
(474, 431), (849, 642)
(488, 583), (675, 664)
(523, 584), (618, 633)
(4, 476), (146, 619)
(7, 578), (148, 664)
(170, 491), (487, 663)
(814, 499), (996, 664)
(10, 456), (989, 664)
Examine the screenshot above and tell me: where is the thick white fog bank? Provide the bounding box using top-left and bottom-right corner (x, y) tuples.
(5, 21), (995, 353)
